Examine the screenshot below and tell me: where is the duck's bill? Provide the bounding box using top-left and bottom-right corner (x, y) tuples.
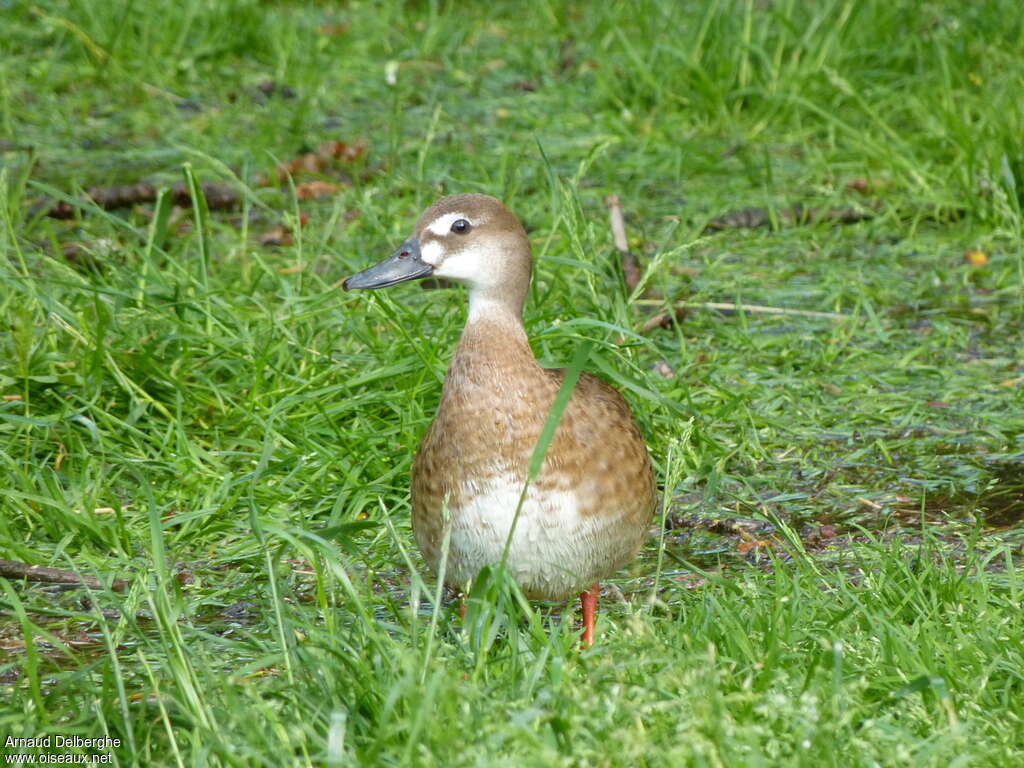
(342, 239), (433, 291)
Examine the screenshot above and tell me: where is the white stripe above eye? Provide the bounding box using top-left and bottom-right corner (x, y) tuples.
(425, 212), (469, 237)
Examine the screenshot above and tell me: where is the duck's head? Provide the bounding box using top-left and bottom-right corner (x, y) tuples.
(343, 194), (532, 318)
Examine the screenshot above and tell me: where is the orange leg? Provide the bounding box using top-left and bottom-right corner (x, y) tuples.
(580, 584), (599, 647)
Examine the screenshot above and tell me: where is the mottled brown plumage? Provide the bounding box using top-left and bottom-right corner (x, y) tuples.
(344, 194), (656, 639)
(411, 315), (655, 599)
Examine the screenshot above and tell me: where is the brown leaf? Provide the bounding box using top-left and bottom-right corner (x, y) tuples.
(639, 306), (687, 334)
(274, 140), (367, 182)
(845, 178), (889, 194)
(42, 200), (75, 219)
(260, 226), (294, 247)
(54, 442), (67, 471)
(652, 361), (675, 379)
(295, 181), (339, 200)
(300, 152), (323, 173)
(317, 139), (367, 162)
(737, 540), (770, 554)
(317, 23), (350, 36)
(257, 80), (296, 99)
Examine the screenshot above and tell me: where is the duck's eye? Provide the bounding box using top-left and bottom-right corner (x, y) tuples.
(450, 219), (471, 235)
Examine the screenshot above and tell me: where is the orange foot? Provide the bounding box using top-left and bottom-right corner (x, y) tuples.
(579, 584), (599, 647)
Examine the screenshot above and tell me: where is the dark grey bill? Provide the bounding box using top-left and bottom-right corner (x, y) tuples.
(342, 239), (433, 291)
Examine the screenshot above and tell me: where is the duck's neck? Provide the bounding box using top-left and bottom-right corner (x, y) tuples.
(466, 288), (524, 326)
(444, 297), (537, 392)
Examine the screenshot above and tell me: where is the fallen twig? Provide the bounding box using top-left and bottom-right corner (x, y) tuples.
(638, 306), (688, 333)
(41, 181), (242, 219)
(703, 200), (967, 232)
(35, 138), (366, 219)
(636, 299), (849, 321)
(0, 559), (128, 592)
(605, 195), (641, 291)
(703, 203), (878, 232)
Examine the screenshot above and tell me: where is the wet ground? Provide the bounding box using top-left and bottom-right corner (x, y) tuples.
(2, 456), (1021, 684)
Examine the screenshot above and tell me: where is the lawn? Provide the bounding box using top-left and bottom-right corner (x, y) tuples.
(1, 0), (1023, 765)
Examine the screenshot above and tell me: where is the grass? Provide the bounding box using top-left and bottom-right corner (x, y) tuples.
(1, 0), (1023, 764)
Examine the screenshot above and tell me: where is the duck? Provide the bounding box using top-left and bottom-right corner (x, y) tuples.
(343, 194), (655, 646)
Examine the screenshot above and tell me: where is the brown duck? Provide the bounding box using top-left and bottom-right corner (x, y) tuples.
(344, 194), (655, 645)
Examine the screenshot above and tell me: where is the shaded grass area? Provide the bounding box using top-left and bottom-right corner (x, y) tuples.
(1, 0), (1023, 764)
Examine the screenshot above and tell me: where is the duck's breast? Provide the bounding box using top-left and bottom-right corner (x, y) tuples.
(411, 374), (654, 600)
(414, 469), (647, 600)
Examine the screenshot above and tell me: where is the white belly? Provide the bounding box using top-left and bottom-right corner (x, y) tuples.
(417, 473), (630, 600)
